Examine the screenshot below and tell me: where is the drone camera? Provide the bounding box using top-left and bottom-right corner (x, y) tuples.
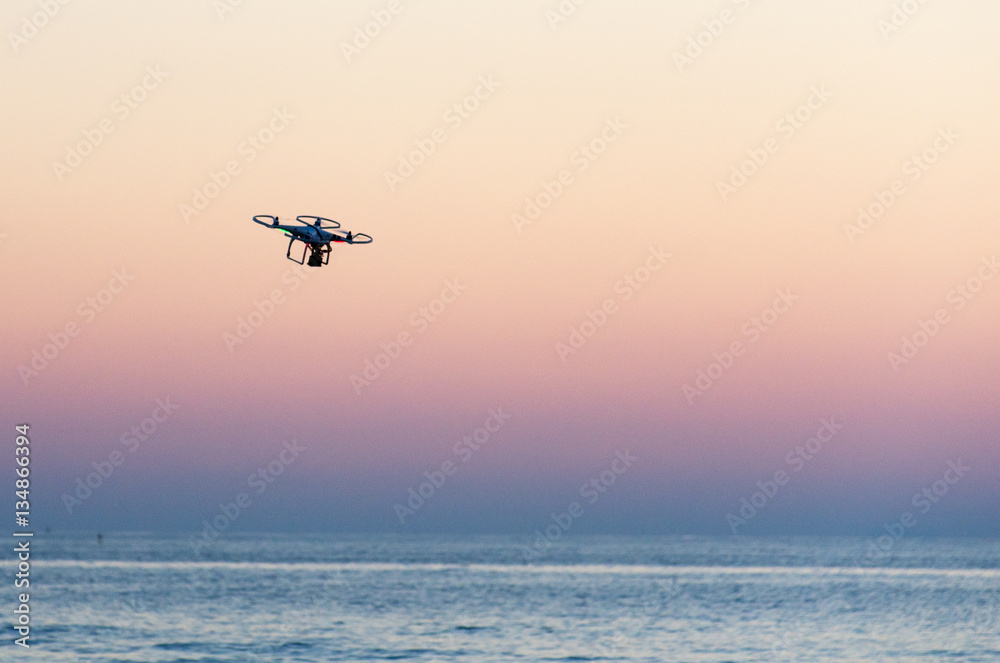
(305, 242), (331, 267)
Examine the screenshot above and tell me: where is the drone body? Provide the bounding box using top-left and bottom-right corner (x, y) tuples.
(253, 215), (372, 266)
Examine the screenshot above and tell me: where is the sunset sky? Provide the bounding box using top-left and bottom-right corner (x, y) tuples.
(4, 0), (998, 537)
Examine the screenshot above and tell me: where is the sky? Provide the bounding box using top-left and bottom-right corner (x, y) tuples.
(4, 0), (999, 538)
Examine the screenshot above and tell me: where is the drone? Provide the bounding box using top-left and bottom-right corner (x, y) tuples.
(253, 215), (372, 267)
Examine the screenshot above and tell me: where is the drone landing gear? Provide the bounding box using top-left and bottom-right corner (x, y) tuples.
(286, 238), (331, 267)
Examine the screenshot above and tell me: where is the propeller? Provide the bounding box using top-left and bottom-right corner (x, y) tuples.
(341, 231), (373, 244)
(252, 214), (279, 227)
(296, 215), (340, 230)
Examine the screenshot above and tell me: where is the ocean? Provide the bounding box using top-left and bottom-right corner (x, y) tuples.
(7, 533), (999, 662)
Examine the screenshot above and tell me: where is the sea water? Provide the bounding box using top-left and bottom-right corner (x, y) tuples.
(7, 533), (1000, 662)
